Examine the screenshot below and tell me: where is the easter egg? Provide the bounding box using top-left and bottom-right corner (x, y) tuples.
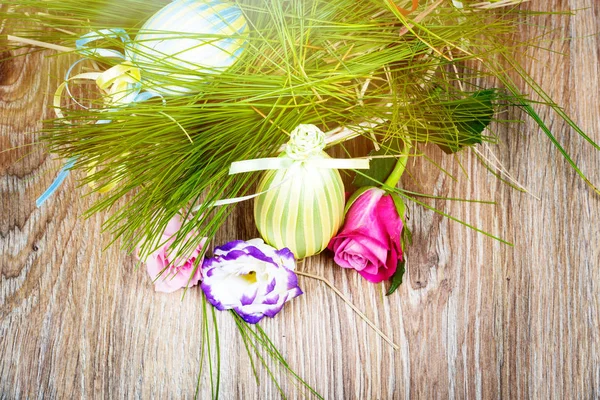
(253, 125), (346, 259)
(254, 155), (346, 259)
(130, 0), (248, 95)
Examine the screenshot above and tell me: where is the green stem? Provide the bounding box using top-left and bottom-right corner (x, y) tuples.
(383, 140), (411, 188)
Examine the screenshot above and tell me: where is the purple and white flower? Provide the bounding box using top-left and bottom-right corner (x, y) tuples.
(201, 239), (302, 323)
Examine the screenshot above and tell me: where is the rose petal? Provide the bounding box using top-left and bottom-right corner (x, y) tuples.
(150, 263), (203, 293)
(344, 234), (388, 264)
(375, 194), (403, 253)
(358, 250), (398, 283)
(347, 253), (367, 270)
(340, 188), (390, 245)
(163, 214), (184, 237)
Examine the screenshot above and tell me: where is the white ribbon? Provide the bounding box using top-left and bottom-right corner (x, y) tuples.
(228, 157), (369, 175)
(193, 124), (370, 210)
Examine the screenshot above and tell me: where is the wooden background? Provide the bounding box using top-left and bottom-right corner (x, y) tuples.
(1, 0), (599, 398)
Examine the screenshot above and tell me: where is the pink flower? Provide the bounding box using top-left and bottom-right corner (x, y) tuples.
(328, 187), (403, 283)
(137, 214), (207, 293)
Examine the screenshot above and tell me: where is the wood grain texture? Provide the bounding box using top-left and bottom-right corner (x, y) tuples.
(1, 0), (599, 398)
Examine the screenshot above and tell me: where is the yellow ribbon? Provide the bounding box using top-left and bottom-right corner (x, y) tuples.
(53, 61), (142, 120)
(95, 62), (142, 107)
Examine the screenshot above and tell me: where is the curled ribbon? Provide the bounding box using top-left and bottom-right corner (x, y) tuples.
(38, 29), (162, 207)
(195, 124), (370, 209)
(53, 28), (162, 120)
(53, 61), (146, 119)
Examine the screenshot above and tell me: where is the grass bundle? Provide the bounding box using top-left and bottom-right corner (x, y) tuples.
(5, 0), (593, 258)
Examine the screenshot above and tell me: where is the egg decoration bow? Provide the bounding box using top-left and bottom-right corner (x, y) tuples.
(40, 0), (248, 207)
(226, 124), (370, 259)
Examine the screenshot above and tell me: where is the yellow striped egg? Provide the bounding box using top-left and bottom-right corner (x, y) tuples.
(130, 0), (248, 95)
(254, 127), (346, 259)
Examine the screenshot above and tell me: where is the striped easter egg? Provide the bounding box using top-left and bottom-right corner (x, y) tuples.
(254, 153), (346, 260)
(130, 0), (248, 95)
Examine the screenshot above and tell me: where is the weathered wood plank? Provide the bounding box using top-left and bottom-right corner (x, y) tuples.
(1, 0), (599, 398)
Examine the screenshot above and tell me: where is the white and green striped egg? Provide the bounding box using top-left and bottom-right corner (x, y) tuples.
(254, 154), (346, 259)
(130, 0), (248, 95)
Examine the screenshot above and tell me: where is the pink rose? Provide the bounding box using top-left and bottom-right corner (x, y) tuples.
(328, 187), (403, 283)
(137, 214), (207, 293)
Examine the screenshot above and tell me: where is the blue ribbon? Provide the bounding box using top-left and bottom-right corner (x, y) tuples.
(36, 158), (77, 207)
